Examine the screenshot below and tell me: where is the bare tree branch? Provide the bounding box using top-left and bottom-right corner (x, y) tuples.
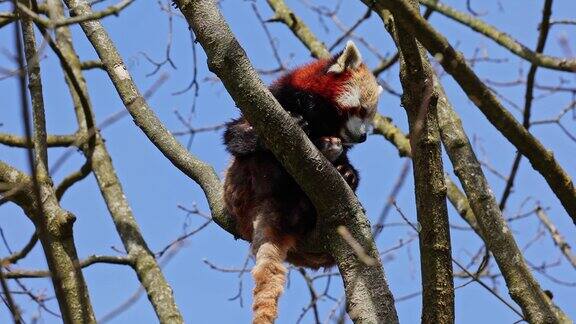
(362, 1), (569, 321)
(266, 0), (330, 59)
(48, 0), (185, 321)
(376, 0), (576, 225)
(536, 207), (576, 270)
(500, 0), (554, 211)
(434, 79), (563, 322)
(55, 159), (92, 200)
(393, 202), (526, 320)
(418, 0), (576, 72)
(384, 0), (454, 320)
(0, 133), (77, 148)
(0, 162), (95, 322)
(0, 11), (17, 29)
(15, 0), (96, 320)
(80, 60), (104, 70)
(0, 267), (22, 323)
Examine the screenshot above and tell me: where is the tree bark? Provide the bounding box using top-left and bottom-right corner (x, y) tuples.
(49, 1), (184, 322)
(383, 2), (455, 322)
(16, 2), (96, 321)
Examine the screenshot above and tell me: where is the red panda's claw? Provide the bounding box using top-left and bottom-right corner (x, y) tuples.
(318, 136), (343, 162)
(336, 164), (358, 189)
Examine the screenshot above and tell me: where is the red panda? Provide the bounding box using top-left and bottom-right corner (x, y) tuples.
(223, 41), (382, 324)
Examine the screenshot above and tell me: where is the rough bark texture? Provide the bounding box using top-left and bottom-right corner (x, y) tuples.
(383, 2), (455, 322)
(536, 208), (576, 270)
(16, 2), (96, 321)
(51, 1), (184, 322)
(176, 0), (399, 322)
(500, 0), (553, 211)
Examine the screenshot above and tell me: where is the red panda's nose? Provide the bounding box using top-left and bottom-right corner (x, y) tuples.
(347, 130), (367, 143)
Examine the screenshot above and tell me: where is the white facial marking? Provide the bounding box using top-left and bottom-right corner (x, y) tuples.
(336, 86), (361, 108)
(378, 85), (384, 95)
(346, 116), (365, 136)
(341, 116), (374, 144)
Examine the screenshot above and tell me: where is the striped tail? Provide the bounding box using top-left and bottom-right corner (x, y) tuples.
(252, 241), (289, 324)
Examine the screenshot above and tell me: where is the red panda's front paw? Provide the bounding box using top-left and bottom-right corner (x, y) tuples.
(317, 136), (343, 162)
(336, 164), (359, 190)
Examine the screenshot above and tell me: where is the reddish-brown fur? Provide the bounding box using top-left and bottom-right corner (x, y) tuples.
(274, 58), (350, 106)
(223, 41), (380, 323)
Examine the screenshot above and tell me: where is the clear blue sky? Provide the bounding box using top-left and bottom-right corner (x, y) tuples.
(1, 0), (575, 323)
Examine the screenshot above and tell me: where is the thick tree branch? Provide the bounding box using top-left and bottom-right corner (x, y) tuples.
(500, 0), (553, 211)
(434, 82), (562, 322)
(377, 0), (576, 225)
(384, 1), (454, 321)
(48, 0), (184, 322)
(418, 0), (576, 72)
(16, 1), (96, 321)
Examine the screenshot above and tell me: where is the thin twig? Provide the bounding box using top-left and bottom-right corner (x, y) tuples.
(536, 207), (576, 270)
(0, 267), (22, 323)
(16, 0), (135, 28)
(500, 0), (553, 211)
(5, 255), (132, 279)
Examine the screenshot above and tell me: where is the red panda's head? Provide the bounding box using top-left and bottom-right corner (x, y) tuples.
(273, 41), (383, 144)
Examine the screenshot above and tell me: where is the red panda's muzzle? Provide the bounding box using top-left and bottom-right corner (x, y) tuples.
(341, 116), (370, 145)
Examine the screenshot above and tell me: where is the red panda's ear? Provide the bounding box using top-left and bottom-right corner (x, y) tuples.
(327, 40), (362, 74)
